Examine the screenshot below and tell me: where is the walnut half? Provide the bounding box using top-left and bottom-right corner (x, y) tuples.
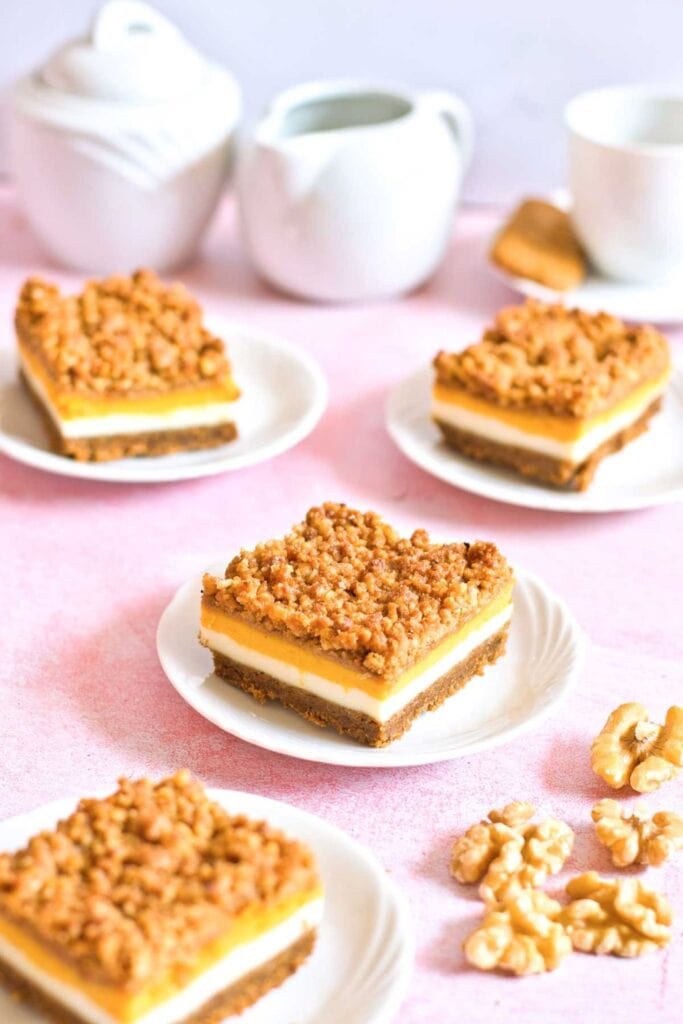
(590, 703), (683, 793)
(562, 871), (673, 957)
(464, 890), (572, 975)
(592, 799), (683, 868)
(450, 802), (574, 906)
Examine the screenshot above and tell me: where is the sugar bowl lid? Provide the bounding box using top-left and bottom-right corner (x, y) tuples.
(40, 0), (212, 102)
(13, 0), (241, 142)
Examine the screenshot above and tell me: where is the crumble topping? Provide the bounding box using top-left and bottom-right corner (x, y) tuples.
(203, 503), (513, 679)
(15, 270), (233, 396)
(434, 300), (670, 418)
(0, 771), (318, 988)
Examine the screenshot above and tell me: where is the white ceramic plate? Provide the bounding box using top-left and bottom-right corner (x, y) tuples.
(0, 318), (327, 483)
(156, 564), (584, 768)
(386, 366), (683, 513)
(0, 788), (413, 1024)
(489, 190), (683, 323)
(490, 262), (683, 325)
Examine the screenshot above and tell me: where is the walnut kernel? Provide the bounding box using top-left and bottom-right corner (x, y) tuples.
(592, 799), (683, 868)
(562, 871), (672, 957)
(591, 703), (683, 792)
(451, 803), (574, 906)
(464, 890), (572, 975)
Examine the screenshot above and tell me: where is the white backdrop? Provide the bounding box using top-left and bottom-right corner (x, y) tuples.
(4, 0), (683, 202)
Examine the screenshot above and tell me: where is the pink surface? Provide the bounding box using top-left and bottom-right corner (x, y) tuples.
(1, 190), (682, 1023)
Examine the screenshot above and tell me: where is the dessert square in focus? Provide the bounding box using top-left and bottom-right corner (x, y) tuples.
(15, 270), (240, 462)
(0, 771), (322, 1023)
(200, 503), (513, 747)
(432, 300), (671, 491)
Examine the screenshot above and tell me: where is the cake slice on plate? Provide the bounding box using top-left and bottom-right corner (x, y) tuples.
(15, 270), (240, 461)
(200, 503), (513, 747)
(432, 300), (671, 491)
(0, 771), (323, 1023)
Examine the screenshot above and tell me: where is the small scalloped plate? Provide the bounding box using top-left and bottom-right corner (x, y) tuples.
(0, 789), (414, 1024)
(156, 564), (584, 768)
(386, 366), (683, 513)
(0, 317), (327, 483)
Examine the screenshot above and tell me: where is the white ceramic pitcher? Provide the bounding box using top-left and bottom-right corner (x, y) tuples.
(238, 80), (473, 301)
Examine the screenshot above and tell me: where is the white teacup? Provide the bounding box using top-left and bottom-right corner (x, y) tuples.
(238, 80), (473, 302)
(566, 85), (683, 283)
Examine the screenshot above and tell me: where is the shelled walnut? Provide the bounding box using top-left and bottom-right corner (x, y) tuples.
(451, 802), (574, 906)
(592, 799), (683, 868)
(464, 890), (572, 975)
(562, 872), (672, 957)
(591, 703), (683, 793)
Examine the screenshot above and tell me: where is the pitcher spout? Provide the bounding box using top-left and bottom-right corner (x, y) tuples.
(252, 116), (343, 204)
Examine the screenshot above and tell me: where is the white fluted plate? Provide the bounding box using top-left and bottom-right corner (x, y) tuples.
(386, 366), (683, 512)
(157, 564), (584, 768)
(0, 788), (413, 1024)
(0, 317), (327, 483)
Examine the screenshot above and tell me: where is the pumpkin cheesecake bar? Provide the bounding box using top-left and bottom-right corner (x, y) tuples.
(0, 771), (323, 1024)
(433, 300), (671, 491)
(15, 270), (240, 461)
(200, 503), (513, 747)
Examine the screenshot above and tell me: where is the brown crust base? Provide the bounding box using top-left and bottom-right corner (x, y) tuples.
(211, 627), (509, 747)
(434, 397), (662, 492)
(0, 929), (315, 1024)
(20, 370), (237, 462)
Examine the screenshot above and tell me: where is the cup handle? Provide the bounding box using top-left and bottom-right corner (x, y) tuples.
(419, 90), (474, 172)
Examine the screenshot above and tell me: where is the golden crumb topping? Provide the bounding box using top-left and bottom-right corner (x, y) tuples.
(0, 772), (318, 988)
(434, 300), (670, 418)
(15, 270), (233, 396)
(204, 503), (512, 679)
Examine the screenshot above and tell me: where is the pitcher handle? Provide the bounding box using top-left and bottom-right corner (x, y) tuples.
(419, 90), (474, 172)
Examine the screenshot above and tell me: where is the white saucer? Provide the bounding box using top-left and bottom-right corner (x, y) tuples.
(386, 366), (683, 513)
(156, 564), (584, 768)
(0, 789), (413, 1024)
(0, 318), (327, 483)
(489, 191), (683, 323)
(490, 262), (683, 325)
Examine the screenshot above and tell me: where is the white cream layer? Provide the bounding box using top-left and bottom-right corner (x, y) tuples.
(432, 383), (666, 463)
(0, 898), (323, 1024)
(20, 352), (238, 439)
(201, 605), (512, 723)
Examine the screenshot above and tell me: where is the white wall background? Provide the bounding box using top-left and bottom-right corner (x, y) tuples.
(4, 0), (683, 203)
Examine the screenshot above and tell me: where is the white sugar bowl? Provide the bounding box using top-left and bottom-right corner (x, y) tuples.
(10, 0), (242, 272)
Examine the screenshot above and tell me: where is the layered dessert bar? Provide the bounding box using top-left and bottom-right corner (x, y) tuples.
(15, 270), (240, 461)
(0, 771), (323, 1024)
(432, 300), (671, 491)
(200, 503), (513, 747)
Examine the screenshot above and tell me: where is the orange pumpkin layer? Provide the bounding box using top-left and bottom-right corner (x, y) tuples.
(19, 344), (240, 420)
(201, 583), (513, 701)
(432, 368), (670, 442)
(0, 885), (321, 1023)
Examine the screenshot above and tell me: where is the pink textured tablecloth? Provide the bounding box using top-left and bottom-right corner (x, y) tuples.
(1, 190), (682, 1024)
